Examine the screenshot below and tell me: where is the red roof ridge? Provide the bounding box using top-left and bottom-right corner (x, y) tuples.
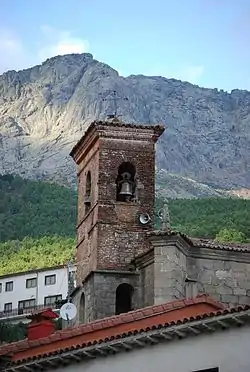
(0, 294), (224, 358)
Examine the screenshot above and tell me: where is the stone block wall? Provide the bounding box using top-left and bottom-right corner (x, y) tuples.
(145, 234), (250, 308)
(73, 270), (140, 324)
(196, 256), (250, 306)
(153, 243), (187, 305)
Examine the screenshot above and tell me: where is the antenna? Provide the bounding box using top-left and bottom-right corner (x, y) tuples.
(60, 302), (77, 322)
(102, 90), (128, 119)
(158, 200), (171, 232)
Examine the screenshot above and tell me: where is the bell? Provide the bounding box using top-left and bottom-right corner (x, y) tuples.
(119, 180), (133, 196)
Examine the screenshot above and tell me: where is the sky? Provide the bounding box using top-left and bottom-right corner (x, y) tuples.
(0, 0), (250, 91)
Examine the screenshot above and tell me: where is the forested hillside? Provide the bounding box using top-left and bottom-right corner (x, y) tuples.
(0, 174), (250, 275)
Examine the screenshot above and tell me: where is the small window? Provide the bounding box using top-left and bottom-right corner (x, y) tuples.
(5, 281), (13, 292)
(18, 299), (36, 310)
(44, 294), (62, 306)
(4, 303), (12, 313)
(26, 278), (37, 288)
(0, 283), (2, 293)
(45, 274), (56, 286)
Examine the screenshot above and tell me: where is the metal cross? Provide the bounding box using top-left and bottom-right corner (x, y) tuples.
(102, 90), (128, 119)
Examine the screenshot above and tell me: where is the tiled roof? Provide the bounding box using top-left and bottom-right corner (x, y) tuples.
(191, 238), (250, 252)
(70, 119), (165, 156)
(0, 294), (222, 360)
(2, 297), (250, 372)
(147, 230), (250, 252)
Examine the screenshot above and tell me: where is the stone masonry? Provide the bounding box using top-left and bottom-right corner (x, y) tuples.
(138, 232), (250, 308)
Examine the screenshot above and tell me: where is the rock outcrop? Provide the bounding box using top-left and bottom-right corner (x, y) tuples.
(0, 53), (249, 197)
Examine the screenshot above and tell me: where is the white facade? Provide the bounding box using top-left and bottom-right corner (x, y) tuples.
(51, 325), (250, 372)
(0, 265), (76, 322)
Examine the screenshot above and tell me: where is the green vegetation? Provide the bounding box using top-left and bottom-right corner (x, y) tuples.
(0, 321), (27, 343)
(215, 228), (248, 243)
(0, 174), (77, 242)
(0, 236), (76, 276)
(0, 174), (250, 276)
(156, 197), (250, 239)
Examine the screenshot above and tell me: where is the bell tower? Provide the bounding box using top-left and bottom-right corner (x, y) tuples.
(70, 119), (164, 323)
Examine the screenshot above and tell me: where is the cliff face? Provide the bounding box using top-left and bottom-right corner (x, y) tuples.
(0, 53), (249, 197)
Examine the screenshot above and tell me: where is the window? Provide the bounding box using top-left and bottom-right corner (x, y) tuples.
(18, 299), (36, 310)
(5, 281), (13, 292)
(0, 283), (2, 293)
(79, 292), (85, 324)
(26, 278), (37, 288)
(85, 171), (92, 214)
(194, 368), (219, 372)
(45, 274), (56, 286)
(44, 294), (62, 306)
(4, 303), (12, 312)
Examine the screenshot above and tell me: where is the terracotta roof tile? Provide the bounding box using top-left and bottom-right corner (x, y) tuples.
(7, 303), (250, 370)
(146, 230), (250, 252)
(0, 294), (223, 360)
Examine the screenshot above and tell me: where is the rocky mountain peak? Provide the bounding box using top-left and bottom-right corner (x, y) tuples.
(0, 53), (249, 197)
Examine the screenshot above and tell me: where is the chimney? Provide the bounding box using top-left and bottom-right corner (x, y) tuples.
(27, 308), (59, 341)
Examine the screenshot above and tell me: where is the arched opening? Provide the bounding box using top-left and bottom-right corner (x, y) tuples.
(116, 162), (136, 202)
(115, 283), (134, 315)
(85, 171), (91, 214)
(79, 292), (85, 323)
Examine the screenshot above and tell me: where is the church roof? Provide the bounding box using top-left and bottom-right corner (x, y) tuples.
(146, 230), (250, 252)
(1, 295), (250, 371)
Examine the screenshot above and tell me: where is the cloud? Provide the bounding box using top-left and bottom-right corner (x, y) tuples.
(38, 25), (89, 61)
(0, 26), (89, 74)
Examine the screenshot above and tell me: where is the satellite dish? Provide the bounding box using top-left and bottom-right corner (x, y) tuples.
(60, 302), (77, 321)
(139, 213), (151, 225)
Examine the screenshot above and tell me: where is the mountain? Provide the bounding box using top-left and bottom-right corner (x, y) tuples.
(0, 53), (249, 197)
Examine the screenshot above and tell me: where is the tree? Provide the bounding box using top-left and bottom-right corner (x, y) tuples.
(0, 322), (27, 343)
(215, 228), (248, 243)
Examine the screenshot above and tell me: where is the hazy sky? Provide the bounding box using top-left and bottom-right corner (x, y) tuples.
(0, 0), (250, 91)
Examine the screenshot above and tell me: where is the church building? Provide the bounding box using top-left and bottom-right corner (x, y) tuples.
(68, 118), (250, 325)
(1, 118), (250, 372)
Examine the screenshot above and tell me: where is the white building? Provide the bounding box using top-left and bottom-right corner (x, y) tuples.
(0, 264), (76, 323)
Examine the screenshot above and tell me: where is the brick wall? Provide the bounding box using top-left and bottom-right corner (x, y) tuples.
(71, 121), (164, 286)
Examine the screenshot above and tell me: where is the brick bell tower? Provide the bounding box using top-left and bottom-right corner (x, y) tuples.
(70, 119), (165, 323)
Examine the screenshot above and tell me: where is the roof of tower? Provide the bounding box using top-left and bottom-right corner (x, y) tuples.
(69, 119), (165, 158)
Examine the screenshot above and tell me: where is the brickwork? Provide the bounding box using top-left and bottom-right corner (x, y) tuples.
(70, 121), (164, 283)
(70, 120), (164, 322)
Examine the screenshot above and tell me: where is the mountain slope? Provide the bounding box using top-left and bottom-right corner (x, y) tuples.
(0, 53), (249, 196)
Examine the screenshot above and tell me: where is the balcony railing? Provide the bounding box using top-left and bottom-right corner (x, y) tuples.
(0, 303), (60, 319)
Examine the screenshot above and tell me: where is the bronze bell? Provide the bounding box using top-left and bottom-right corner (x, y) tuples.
(119, 180), (133, 196)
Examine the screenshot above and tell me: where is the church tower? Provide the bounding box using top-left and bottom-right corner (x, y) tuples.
(70, 119), (164, 323)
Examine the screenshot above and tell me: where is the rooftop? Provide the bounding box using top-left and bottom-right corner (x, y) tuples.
(69, 118), (165, 158)
(2, 294), (250, 372)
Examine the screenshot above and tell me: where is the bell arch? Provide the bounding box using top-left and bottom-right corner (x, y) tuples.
(85, 171), (91, 214)
(116, 162), (136, 202)
(115, 283), (134, 315)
